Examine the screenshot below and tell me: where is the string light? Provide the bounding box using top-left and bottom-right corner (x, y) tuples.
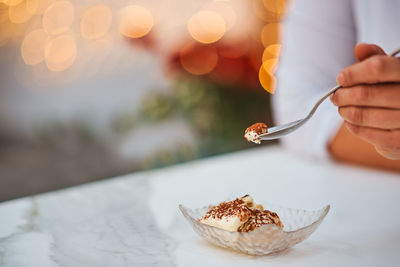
(26, 0), (55, 15)
(188, 10), (226, 44)
(44, 32), (76, 72)
(119, 5), (154, 38)
(1, 0), (285, 88)
(9, 0), (34, 24)
(262, 44), (281, 62)
(262, 0), (286, 15)
(261, 23), (281, 47)
(259, 58), (278, 93)
(21, 29), (48, 65)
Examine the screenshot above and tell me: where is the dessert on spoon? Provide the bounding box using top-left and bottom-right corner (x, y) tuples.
(244, 123), (268, 144)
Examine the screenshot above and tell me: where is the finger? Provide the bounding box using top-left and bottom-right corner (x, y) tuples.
(339, 106), (400, 129)
(374, 145), (400, 160)
(354, 43), (386, 62)
(330, 84), (400, 109)
(337, 55), (400, 86)
(344, 122), (400, 149)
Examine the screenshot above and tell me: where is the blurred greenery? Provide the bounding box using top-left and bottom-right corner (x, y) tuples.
(113, 77), (273, 168)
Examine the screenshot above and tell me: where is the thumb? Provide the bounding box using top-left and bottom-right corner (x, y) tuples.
(354, 43), (386, 62)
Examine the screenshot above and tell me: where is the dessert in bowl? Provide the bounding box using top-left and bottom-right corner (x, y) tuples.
(179, 195), (330, 255)
(199, 195), (283, 232)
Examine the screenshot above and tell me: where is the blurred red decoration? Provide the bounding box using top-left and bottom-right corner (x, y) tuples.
(179, 41), (219, 75)
(166, 38), (263, 90)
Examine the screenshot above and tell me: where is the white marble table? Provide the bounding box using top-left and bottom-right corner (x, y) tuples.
(1, 146), (400, 267)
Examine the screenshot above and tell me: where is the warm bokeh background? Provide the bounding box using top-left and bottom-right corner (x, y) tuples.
(0, 0), (286, 201)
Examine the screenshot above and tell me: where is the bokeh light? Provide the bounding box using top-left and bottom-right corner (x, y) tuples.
(23, 15), (43, 33)
(21, 29), (48, 65)
(262, 44), (281, 61)
(259, 66), (276, 94)
(259, 58), (278, 93)
(261, 23), (281, 47)
(253, 0), (272, 23)
(1, 0), (285, 87)
(262, 57), (278, 73)
(9, 0), (34, 24)
(0, 2), (9, 21)
(26, 0), (55, 15)
(42, 1), (74, 35)
(44, 33), (77, 72)
(81, 5), (112, 40)
(188, 10), (226, 44)
(119, 5), (154, 39)
(180, 42), (218, 75)
(263, 0), (286, 15)
(1, 0), (23, 6)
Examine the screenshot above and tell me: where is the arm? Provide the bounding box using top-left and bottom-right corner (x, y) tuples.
(329, 124), (400, 171)
(274, 0), (356, 158)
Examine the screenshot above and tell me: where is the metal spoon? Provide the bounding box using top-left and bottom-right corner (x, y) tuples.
(259, 48), (400, 141)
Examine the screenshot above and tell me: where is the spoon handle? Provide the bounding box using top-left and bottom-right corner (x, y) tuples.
(306, 84), (341, 120)
(389, 48), (400, 57)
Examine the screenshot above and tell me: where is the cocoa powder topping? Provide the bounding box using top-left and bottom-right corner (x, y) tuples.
(245, 123), (268, 135)
(201, 196), (283, 232)
(202, 198), (253, 222)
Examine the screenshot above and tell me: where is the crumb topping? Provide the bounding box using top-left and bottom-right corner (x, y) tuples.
(202, 198), (253, 222)
(238, 209), (283, 232)
(245, 123), (268, 135)
(200, 195), (283, 232)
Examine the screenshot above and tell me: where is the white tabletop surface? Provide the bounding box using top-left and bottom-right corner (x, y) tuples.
(1, 145), (400, 267)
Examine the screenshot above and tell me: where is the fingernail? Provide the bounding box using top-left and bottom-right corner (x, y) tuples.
(336, 73), (345, 85)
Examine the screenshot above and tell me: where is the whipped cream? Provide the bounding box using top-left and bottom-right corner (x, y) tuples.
(200, 215), (246, 232)
(244, 131), (262, 144)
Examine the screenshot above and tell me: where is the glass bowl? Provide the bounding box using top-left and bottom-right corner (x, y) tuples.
(179, 202), (330, 255)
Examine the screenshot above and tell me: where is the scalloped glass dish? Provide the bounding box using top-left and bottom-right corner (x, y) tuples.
(179, 202), (330, 255)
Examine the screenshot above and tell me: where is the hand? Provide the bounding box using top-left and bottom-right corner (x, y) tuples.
(330, 43), (400, 160)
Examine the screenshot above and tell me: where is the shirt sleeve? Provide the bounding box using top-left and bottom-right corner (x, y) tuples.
(273, 0), (357, 159)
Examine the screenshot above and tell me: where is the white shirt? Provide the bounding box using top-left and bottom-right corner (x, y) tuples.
(273, 0), (400, 158)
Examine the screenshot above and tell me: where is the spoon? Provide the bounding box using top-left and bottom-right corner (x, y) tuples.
(259, 48), (400, 141)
